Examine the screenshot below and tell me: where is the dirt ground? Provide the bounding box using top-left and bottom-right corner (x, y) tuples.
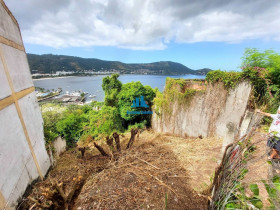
(19, 130), (224, 210)
(18, 148), (110, 209)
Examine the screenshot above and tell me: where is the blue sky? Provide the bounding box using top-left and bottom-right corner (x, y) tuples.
(6, 0), (280, 71)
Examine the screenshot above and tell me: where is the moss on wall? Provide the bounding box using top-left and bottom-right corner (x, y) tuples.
(153, 71), (248, 118)
(206, 70), (243, 89)
(153, 78), (204, 116)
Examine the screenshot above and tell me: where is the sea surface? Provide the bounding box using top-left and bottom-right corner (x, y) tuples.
(33, 74), (205, 102)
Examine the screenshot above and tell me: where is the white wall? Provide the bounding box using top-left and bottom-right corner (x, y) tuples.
(0, 2), (50, 209)
(152, 81), (252, 141)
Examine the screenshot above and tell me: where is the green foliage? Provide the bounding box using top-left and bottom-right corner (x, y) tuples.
(273, 176), (280, 191)
(241, 48), (280, 112)
(249, 184), (259, 196)
(206, 70), (243, 89)
(226, 183), (263, 209)
(42, 111), (63, 144)
(226, 175), (280, 209)
(241, 48), (278, 69)
(90, 101), (104, 109)
(153, 78), (203, 116)
(117, 81), (155, 125)
(56, 109), (88, 146)
(66, 104), (80, 113)
(127, 120), (147, 130)
(206, 48), (280, 113)
(153, 89), (166, 115)
(81, 105), (92, 113)
(42, 75), (155, 146)
(102, 74), (122, 106)
(165, 193), (168, 210)
(88, 106), (123, 137)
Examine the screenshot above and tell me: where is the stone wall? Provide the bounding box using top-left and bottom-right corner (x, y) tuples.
(0, 1), (50, 209)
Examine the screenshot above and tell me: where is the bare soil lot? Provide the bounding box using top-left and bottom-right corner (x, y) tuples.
(19, 130), (223, 210)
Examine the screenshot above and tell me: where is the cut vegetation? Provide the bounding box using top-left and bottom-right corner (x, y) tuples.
(19, 130), (223, 209)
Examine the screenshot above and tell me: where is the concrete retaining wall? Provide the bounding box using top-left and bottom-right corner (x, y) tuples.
(53, 136), (67, 157)
(152, 80), (252, 142)
(0, 1), (50, 209)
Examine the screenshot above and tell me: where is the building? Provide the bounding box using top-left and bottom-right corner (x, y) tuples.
(0, 1), (51, 209)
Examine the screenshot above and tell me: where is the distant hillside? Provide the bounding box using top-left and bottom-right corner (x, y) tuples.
(27, 54), (211, 75)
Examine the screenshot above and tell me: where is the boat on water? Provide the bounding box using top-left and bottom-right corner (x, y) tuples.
(88, 94), (96, 98)
(64, 91), (83, 97)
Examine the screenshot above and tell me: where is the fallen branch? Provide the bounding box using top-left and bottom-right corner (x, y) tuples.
(136, 157), (160, 169)
(146, 172), (178, 197)
(27, 196), (51, 209)
(29, 203), (36, 210)
(131, 166), (179, 197)
(66, 178), (81, 203)
(55, 182), (67, 203)
(54, 176), (84, 209)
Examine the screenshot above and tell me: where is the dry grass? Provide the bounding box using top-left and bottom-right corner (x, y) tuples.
(120, 130), (223, 191)
(75, 131), (209, 209)
(156, 134), (223, 191)
(19, 130), (224, 209)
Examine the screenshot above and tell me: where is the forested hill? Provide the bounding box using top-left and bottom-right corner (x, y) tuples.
(27, 53), (211, 75)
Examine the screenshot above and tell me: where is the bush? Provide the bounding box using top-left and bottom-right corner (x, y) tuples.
(117, 81), (155, 125)
(102, 73), (122, 107)
(206, 70), (243, 89)
(88, 105), (123, 138)
(206, 48), (280, 113)
(42, 74), (156, 146)
(56, 109), (88, 146)
(42, 111), (63, 144)
(153, 78), (203, 116)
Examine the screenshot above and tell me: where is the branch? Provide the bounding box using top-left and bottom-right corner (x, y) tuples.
(27, 196), (52, 209)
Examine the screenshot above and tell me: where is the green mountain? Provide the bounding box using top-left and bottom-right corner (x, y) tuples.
(27, 53), (211, 75)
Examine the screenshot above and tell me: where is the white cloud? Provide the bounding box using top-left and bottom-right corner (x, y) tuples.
(5, 0), (280, 50)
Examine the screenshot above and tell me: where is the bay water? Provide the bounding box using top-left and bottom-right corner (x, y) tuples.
(33, 74), (205, 102)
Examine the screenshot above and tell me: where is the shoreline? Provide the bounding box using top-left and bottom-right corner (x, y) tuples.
(33, 76), (77, 81)
(33, 74), (206, 81)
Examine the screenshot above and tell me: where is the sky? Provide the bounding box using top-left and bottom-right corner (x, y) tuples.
(5, 0), (280, 70)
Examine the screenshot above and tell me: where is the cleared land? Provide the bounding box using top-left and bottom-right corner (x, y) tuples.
(19, 130), (223, 209)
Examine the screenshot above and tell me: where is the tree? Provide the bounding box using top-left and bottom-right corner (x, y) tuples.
(88, 106), (123, 137)
(241, 48), (280, 112)
(102, 74), (122, 107)
(117, 81), (155, 126)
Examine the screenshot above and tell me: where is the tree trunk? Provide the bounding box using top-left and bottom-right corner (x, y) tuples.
(113, 132), (121, 152)
(94, 142), (109, 156)
(126, 129), (138, 149)
(106, 136), (114, 148)
(78, 147), (86, 158)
